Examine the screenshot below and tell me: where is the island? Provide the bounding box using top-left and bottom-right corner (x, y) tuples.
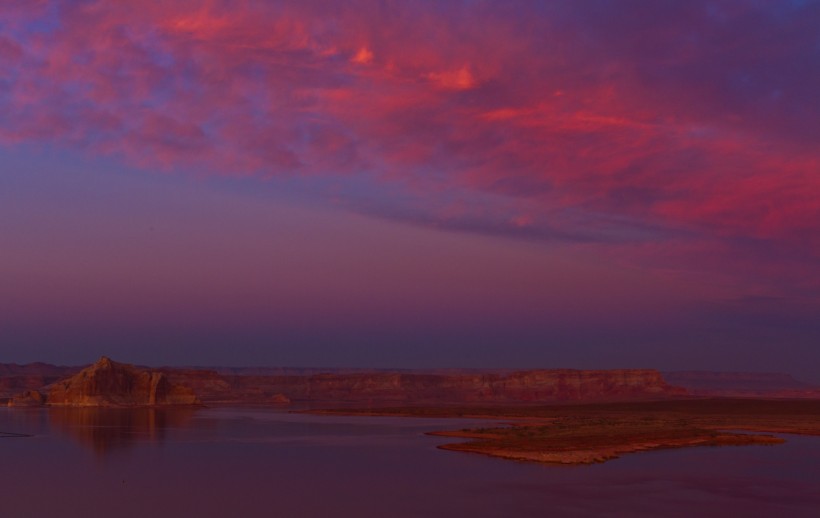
(312, 398), (820, 464)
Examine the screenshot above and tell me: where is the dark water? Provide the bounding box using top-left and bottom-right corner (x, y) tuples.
(2, 407), (819, 518)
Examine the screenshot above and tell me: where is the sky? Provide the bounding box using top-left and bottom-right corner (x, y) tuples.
(1, 1), (818, 379)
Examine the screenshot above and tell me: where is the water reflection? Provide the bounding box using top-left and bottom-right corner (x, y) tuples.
(48, 407), (197, 456)
(3, 408), (819, 516)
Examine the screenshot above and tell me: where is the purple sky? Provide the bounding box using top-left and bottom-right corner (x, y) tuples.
(1, 1), (818, 379)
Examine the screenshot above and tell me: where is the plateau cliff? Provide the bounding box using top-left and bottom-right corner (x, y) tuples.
(163, 367), (685, 405)
(4, 359), (687, 406)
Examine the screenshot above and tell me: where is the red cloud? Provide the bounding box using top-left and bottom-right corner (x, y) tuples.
(1, 1), (818, 301)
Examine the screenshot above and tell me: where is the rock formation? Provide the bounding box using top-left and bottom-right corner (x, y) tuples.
(163, 368), (685, 405)
(4, 359), (690, 406)
(40, 357), (199, 407)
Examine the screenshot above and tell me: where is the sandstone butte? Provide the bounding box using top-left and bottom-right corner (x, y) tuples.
(7, 357), (199, 407)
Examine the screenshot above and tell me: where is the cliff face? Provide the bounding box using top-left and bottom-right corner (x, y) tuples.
(165, 368), (685, 404)
(44, 357), (200, 407)
(4, 358), (686, 407)
(292, 369), (683, 403)
(663, 371), (820, 398)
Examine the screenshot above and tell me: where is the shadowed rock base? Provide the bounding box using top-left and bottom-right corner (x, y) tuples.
(7, 390), (46, 407)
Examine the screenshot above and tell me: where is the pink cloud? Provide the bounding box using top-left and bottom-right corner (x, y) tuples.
(1, 1), (818, 301)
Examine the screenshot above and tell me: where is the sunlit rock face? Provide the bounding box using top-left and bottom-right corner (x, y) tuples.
(45, 357), (200, 407)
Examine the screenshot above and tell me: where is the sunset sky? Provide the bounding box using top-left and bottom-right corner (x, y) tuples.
(1, 1), (818, 379)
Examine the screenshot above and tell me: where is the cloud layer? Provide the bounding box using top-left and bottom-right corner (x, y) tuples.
(2, 0), (818, 300)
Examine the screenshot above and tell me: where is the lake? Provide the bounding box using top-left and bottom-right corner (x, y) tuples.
(2, 407), (819, 517)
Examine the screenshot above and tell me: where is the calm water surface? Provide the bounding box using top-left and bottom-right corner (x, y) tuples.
(2, 407), (819, 517)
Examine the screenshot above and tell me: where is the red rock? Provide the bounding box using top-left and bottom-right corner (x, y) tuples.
(45, 357), (200, 407)
(3, 358), (689, 406)
(168, 368), (685, 404)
